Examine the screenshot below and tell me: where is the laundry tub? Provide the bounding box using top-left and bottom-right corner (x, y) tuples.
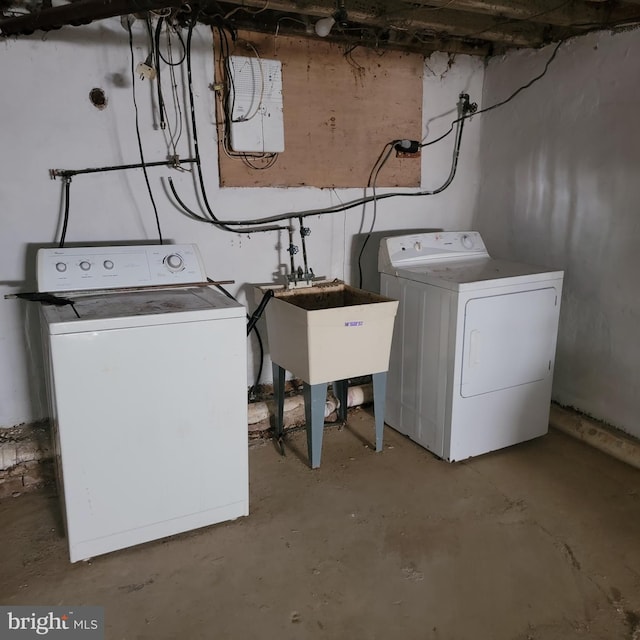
(258, 281), (398, 467)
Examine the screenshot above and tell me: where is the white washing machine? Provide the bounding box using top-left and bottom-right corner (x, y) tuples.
(38, 244), (248, 562)
(379, 231), (563, 461)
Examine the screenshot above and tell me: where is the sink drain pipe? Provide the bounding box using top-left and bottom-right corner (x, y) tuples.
(247, 383), (373, 432)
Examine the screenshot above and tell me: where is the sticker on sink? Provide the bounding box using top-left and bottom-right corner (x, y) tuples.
(344, 321), (364, 327)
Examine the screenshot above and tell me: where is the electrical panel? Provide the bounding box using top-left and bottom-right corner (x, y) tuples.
(228, 56), (285, 154)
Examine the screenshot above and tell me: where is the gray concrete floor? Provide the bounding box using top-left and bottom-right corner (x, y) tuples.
(1, 407), (639, 640)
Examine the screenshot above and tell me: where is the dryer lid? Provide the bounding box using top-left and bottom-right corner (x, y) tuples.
(392, 257), (564, 292)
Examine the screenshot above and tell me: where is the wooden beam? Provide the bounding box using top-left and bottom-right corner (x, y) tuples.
(0, 0), (186, 35)
(405, 0), (640, 28)
(224, 0), (578, 46)
(220, 14), (492, 56)
(380, 7), (573, 46)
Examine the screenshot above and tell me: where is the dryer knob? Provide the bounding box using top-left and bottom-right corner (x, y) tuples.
(165, 253), (184, 271)
(461, 235), (475, 249)
(79, 261), (91, 271)
(55, 262), (67, 273)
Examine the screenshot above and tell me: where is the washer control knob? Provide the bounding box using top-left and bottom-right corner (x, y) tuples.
(165, 253), (184, 271)
(55, 262), (67, 273)
(461, 234), (475, 249)
(414, 241), (422, 251)
(103, 260), (114, 270)
(79, 261), (91, 271)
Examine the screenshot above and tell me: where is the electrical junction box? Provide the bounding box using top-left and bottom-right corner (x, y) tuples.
(228, 56), (285, 154)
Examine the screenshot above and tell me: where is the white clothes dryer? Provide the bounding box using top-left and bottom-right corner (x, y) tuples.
(379, 231), (563, 461)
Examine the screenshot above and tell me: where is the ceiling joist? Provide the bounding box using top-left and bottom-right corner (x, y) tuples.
(2, 0), (640, 56)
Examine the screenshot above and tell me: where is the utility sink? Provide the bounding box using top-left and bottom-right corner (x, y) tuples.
(259, 281), (399, 385)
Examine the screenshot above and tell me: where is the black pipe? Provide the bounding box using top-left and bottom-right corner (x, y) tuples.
(191, 107), (468, 227)
(50, 158), (197, 180)
(287, 226), (296, 276)
(299, 217), (309, 277)
(154, 17), (166, 131)
(247, 289), (274, 336)
(59, 177), (71, 248)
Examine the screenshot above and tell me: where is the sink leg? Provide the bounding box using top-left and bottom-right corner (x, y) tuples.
(333, 379), (348, 423)
(372, 371), (387, 453)
(272, 363), (286, 444)
(303, 382), (328, 469)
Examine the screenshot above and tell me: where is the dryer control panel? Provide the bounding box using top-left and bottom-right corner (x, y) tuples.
(378, 231), (488, 273)
(37, 244), (207, 292)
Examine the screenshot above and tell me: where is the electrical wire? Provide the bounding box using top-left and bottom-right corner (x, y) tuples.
(179, 18), (240, 232)
(357, 142), (395, 287)
(564, 16), (640, 30)
(166, 18), (287, 233)
(150, 7), (172, 17)
(169, 19), (556, 235)
(231, 41), (265, 124)
(463, 0), (573, 40)
(158, 22), (187, 66)
(216, 26), (280, 161)
(241, 153), (279, 170)
(58, 177), (71, 248)
(224, 0), (269, 20)
(422, 0), (457, 10)
(155, 17), (185, 159)
(380, 0), (457, 22)
(211, 279), (265, 400)
(166, 176), (286, 232)
(199, 105), (467, 229)
(275, 16), (308, 38)
(154, 16), (166, 132)
(128, 21), (164, 244)
(219, 25), (237, 144)
(166, 48), (184, 158)
(421, 39), (563, 148)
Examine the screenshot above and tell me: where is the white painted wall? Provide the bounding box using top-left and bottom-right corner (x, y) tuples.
(0, 21), (484, 428)
(473, 30), (640, 439)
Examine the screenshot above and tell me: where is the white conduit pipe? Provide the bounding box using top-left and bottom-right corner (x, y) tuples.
(247, 383), (373, 425)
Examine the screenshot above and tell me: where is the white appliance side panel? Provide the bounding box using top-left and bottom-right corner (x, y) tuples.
(380, 275), (403, 431)
(40, 320), (71, 540)
(381, 274), (452, 456)
(48, 317), (248, 561)
(460, 287), (561, 398)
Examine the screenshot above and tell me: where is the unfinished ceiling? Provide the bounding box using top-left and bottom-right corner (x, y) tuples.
(2, 0), (640, 56)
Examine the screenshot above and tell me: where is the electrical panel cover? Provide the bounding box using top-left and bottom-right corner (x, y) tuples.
(228, 56), (285, 154)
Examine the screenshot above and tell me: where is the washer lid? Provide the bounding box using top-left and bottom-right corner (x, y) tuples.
(393, 257), (564, 291)
(41, 287), (245, 334)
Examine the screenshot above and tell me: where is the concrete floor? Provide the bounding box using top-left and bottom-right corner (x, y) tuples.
(1, 408), (639, 640)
